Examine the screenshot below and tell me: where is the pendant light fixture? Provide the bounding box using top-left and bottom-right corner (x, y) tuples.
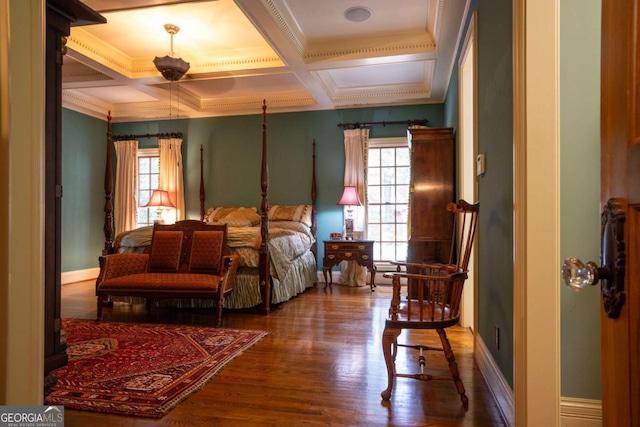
(153, 24), (190, 82)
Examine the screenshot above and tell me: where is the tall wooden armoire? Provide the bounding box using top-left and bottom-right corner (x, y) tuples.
(44, 0), (104, 393)
(407, 127), (455, 266)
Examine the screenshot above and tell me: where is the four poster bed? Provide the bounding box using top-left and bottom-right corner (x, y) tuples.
(99, 101), (318, 314)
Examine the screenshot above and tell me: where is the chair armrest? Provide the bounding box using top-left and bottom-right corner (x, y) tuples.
(219, 254), (239, 293)
(385, 261), (460, 279)
(390, 260), (455, 273)
(383, 270), (468, 282)
(385, 269), (469, 319)
(98, 253), (149, 283)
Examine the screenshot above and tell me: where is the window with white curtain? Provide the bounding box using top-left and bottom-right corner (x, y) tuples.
(136, 148), (159, 227)
(366, 137), (410, 264)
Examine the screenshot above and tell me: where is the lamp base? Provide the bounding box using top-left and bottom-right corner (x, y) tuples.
(154, 208), (164, 224)
(344, 218), (354, 240)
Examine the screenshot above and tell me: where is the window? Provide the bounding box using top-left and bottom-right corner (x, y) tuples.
(367, 137), (410, 263)
(137, 148), (160, 227)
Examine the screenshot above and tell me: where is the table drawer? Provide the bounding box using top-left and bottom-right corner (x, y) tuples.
(325, 242), (372, 252)
(325, 250), (372, 263)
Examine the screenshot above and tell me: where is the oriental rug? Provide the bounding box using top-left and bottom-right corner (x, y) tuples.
(44, 318), (269, 418)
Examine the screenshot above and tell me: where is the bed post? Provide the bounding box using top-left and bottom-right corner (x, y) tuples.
(311, 139), (317, 261)
(199, 144), (205, 221)
(258, 100), (271, 314)
(102, 111), (114, 255)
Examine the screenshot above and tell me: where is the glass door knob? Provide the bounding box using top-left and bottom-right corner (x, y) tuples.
(561, 257), (602, 291)
(561, 199), (626, 318)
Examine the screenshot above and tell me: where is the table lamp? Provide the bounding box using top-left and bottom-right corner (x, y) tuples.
(337, 185), (362, 240)
(145, 189), (175, 224)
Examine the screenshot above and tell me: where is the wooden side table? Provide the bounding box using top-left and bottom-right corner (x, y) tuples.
(322, 240), (377, 291)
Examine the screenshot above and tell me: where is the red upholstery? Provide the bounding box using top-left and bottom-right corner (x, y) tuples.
(148, 231), (183, 271)
(101, 253), (148, 281)
(99, 273), (220, 292)
(189, 231), (224, 274)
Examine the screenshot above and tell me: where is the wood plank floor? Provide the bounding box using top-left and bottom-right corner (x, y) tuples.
(60, 281), (506, 426)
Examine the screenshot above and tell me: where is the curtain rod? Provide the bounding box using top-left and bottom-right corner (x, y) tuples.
(111, 132), (183, 141)
(337, 119), (428, 129)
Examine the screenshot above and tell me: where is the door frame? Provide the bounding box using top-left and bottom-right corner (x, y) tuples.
(458, 11), (478, 332)
(513, 0), (561, 425)
(2, 0), (47, 403)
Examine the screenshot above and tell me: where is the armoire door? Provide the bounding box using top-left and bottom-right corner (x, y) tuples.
(407, 127), (455, 265)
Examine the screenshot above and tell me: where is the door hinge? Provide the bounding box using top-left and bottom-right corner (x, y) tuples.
(56, 185), (63, 198)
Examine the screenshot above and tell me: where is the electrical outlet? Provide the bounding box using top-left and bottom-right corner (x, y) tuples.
(494, 325), (500, 349)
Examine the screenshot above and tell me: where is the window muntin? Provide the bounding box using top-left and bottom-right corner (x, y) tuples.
(367, 138), (409, 263)
(137, 148), (160, 227)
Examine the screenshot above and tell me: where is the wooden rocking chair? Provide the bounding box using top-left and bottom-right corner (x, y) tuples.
(381, 199), (479, 408)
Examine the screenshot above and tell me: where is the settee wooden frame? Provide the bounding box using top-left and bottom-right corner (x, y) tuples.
(96, 221), (239, 327)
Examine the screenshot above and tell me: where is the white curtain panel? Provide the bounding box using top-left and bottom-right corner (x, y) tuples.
(159, 138), (185, 223)
(340, 128), (369, 287)
(114, 140), (138, 236)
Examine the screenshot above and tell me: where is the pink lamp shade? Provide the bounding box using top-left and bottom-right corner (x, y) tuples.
(337, 186), (362, 206)
(145, 190), (175, 208)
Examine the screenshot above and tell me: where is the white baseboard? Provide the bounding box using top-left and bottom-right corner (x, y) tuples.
(61, 267), (99, 285)
(560, 397), (602, 426)
(475, 334), (515, 426)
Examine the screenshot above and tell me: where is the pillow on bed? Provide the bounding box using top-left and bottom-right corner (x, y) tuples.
(226, 207), (261, 226)
(205, 206), (253, 223)
(216, 217), (253, 227)
(208, 206), (240, 222)
(268, 205), (312, 227)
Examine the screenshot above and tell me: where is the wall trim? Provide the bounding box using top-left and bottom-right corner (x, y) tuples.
(475, 334), (515, 426)
(62, 268), (99, 285)
(560, 397), (602, 426)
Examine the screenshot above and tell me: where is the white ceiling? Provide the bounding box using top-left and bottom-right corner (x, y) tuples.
(65, 0), (470, 122)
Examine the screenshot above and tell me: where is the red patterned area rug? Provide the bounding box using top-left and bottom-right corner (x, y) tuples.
(45, 319), (269, 418)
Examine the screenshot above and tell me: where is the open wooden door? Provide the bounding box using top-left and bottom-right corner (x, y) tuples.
(599, 0), (639, 424)
(566, 0), (640, 424)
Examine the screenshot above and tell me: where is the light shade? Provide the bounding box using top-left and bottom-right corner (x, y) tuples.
(153, 23), (190, 82)
(145, 190), (175, 208)
(153, 55), (190, 81)
(337, 186), (362, 206)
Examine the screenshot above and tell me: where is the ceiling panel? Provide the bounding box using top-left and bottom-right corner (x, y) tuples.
(62, 0), (469, 122)
(328, 62), (429, 88)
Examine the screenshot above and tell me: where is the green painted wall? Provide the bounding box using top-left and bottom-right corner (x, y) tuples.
(559, 0), (601, 399)
(446, 0), (515, 389)
(475, 0), (515, 387)
(61, 109), (108, 271)
(63, 103), (443, 269)
(443, 0), (516, 390)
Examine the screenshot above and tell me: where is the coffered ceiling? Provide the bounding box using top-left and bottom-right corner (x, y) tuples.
(65, 0), (470, 122)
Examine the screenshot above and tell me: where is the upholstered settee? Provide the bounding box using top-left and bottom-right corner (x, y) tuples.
(96, 220), (238, 327)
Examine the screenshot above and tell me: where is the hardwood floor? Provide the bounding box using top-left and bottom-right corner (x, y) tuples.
(60, 280), (506, 426)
